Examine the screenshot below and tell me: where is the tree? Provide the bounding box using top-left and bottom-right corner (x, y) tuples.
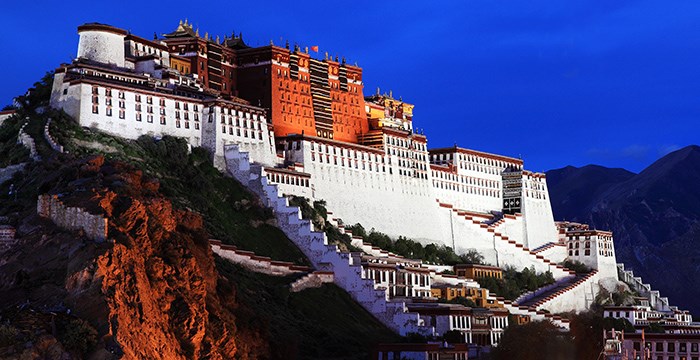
(443, 330), (465, 344)
(459, 249), (485, 265)
(491, 321), (574, 360)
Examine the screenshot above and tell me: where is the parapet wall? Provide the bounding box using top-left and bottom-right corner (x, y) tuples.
(210, 239), (311, 276)
(17, 121), (39, 161)
(37, 194), (108, 242)
(44, 118), (64, 153)
(617, 263), (672, 312)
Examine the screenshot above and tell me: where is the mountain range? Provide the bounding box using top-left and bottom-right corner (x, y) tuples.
(547, 145), (700, 315)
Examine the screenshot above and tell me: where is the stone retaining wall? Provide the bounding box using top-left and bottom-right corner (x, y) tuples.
(17, 121), (39, 161)
(44, 118), (64, 153)
(37, 194), (108, 242)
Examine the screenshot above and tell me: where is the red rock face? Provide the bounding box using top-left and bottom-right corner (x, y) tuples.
(1, 155), (269, 358)
(89, 161), (242, 359)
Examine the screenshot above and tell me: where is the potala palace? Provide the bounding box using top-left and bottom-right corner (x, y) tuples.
(43, 21), (697, 357)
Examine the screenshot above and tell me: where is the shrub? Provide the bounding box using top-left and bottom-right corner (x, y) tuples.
(476, 266), (555, 300)
(562, 260), (591, 274)
(59, 318), (98, 355)
(0, 324), (19, 347)
(346, 223), (484, 265)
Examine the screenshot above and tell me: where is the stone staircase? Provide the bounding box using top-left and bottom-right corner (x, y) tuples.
(496, 297), (571, 329)
(290, 271), (335, 292)
(513, 270), (599, 314)
(224, 144), (434, 336)
(531, 242), (559, 254)
(617, 263), (673, 312)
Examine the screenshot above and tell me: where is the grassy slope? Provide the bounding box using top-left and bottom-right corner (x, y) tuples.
(0, 106), (398, 357)
(0, 115), (29, 167)
(45, 111), (309, 265)
(216, 258), (398, 359)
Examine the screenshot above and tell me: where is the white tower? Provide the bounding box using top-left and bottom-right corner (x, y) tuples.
(77, 24), (127, 67)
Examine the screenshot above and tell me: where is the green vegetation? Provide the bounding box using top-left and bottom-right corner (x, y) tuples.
(345, 223), (485, 265)
(287, 195), (361, 252)
(0, 323), (19, 347)
(491, 320), (574, 359)
(477, 266), (555, 300)
(54, 114), (308, 264)
(645, 322), (665, 333)
(594, 286), (637, 308)
(491, 311), (635, 360)
(0, 115), (29, 167)
(562, 259), (591, 274)
(215, 257), (397, 359)
(58, 318), (98, 356)
(0, 73), (308, 264)
(439, 296), (478, 308)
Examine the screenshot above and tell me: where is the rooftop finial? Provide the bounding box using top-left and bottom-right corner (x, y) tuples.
(179, 19), (183, 26)
(205, 32), (209, 40)
(285, 40), (289, 49)
(305, 46), (309, 54)
(239, 32), (243, 40)
(184, 18), (189, 26)
(324, 51), (329, 60)
(335, 55), (339, 62)
(389, 90), (393, 98)
(216, 35), (220, 44)
(342, 56), (346, 64)
(153, 32), (157, 40)
(376, 87), (380, 95)
(195, 27), (200, 37)
(270, 39), (274, 45)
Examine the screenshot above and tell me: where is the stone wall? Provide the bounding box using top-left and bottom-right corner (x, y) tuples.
(17, 121), (39, 161)
(44, 118), (64, 153)
(532, 242), (568, 264)
(527, 271), (600, 314)
(290, 271), (334, 292)
(36, 194), (108, 242)
(0, 163), (26, 186)
(0, 225), (17, 249)
(617, 263), (672, 312)
(209, 239), (311, 276)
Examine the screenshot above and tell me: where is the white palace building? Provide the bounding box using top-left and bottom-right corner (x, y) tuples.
(46, 22), (694, 344)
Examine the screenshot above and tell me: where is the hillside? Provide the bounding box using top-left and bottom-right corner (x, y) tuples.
(547, 146), (700, 314)
(0, 75), (396, 359)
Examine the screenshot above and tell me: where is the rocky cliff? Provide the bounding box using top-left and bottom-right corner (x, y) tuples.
(0, 154), (268, 359)
(0, 101), (395, 359)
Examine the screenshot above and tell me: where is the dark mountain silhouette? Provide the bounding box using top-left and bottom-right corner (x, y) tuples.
(547, 145), (700, 315)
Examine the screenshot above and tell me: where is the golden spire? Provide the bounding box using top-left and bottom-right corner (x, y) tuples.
(205, 32), (209, 40)
(195, 28), (199, 37)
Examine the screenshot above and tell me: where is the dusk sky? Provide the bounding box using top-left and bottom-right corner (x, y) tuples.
(2, 0), (698, 173)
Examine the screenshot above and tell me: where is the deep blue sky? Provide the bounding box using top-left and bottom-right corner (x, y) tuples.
(2, 0), (699, 173)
